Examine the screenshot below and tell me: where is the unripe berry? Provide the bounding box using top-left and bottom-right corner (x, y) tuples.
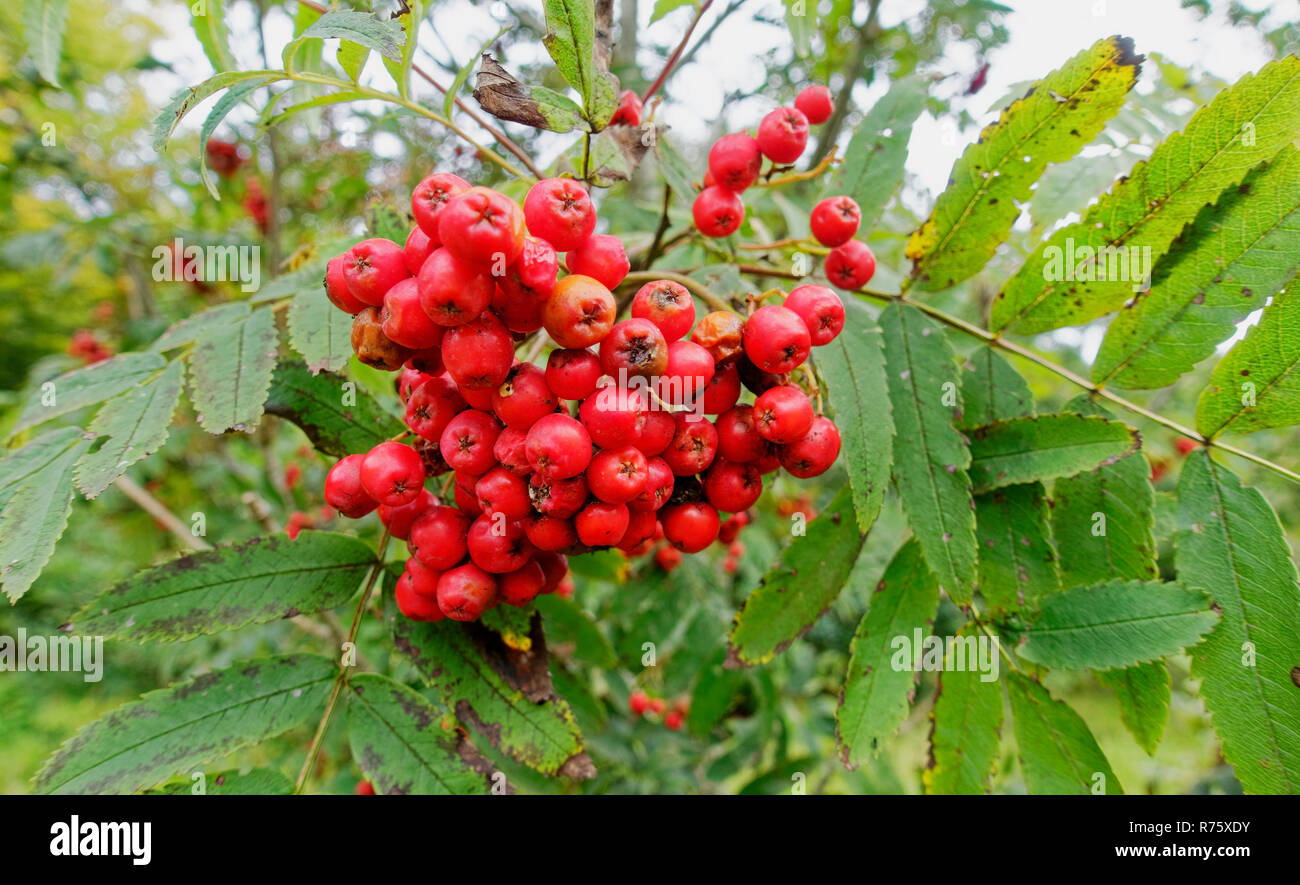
(543, 275), (617, 349)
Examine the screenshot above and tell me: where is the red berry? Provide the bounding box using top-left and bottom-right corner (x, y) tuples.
(405, 375), (467, 442)
(575, 500), (630, 547)
(543, 275), (617, 349)
(403, 226), (436, 276)
(439, 409), (502, 476)
(809, 196), (861, 248)
(662, 412), (719, 476)
(566, 234), (630, 290)
(492, 363), (557, 430)
(359, 442), (426, 507)
(396, 570), (445, 621)
(405, 557), (443, 597)
(587, 446), (649, 504)
(1174, 437), (1199, 455)
(655, 545), (682, 571)
(629, 690), (652, 715)
(707, 133), (762, 192)
(416, 247), (494, 326)
(546, 348), (603, 400)
(578, 386), (647, 449)
(617, 508), (659, 550)
(382, 278), (443, 350)
(716, 404), (767, 463)
(525, 413), (593, 479)
(743, 305), (811, 374)
(693, 186), (745, 238)
(524, 513), (579, 551)
(325, 255), (368, 314)
(664, 710), (684, 730)
(499, 560), (547, 607)
(355, 779), (376, 795)
(535, 551), (569, 593)
(630, 456), (674, 512)
(409, 504), (470, 570)
(608, 89), (643, 127)
(398, 367), (431, 403)
(631, 280), (695, 342)
(325, 454), (378, 519)
(704, 459), (763, 513)
(662, 502), (720, 553)
(529, 470), (589, 519)
(658, 340), (715, 406)
(784, 284), (845, 345)
(378, 487), (436, 540)
(700, 358), (741, 415)
(455, 475), (483, 515)
(405, 346), (444, 377)
(436, 563), (499, 620)
(523, 178), (596, 252)
(780, 416), (841, 477)
(437, 186), (526, 267)
(459, 383), (496, 411)
(794, 85), (834, 124)
(634, 409), (676, 457)
(475, 466), (532, 520)
(442, 311), (514, 392)
(493, 426), (532, 475)
(600, 318), (669, 380)
(412, 172), (470, 241)
(467, 515), (534, 573)
(753, 385), (814, 444)
(824, 240), (876, 290)
(344, 239), (410, 307)
(755, 107), (810, 164)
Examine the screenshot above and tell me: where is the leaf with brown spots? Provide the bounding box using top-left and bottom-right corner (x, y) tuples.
(263, 359), (404, 458)
(35, 654), (336, 795)
(346, 674), (492, 795)
(473, 54), (586, 133)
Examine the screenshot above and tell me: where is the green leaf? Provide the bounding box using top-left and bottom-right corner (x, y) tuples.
(189, 307), (278, 434)
(1176, 450), (1300, 793)
(824, 76), (927, 231)
(1007, 672), (1123, 794)
(151, 301), (250, 352)
(650, 0), (696, 23)
(906, 37), (1140, 291)
(1017, 580), (1218, 669)
(346, 674), (491, 795)
(299, 10), (404, 62)
(993, 55), (1300, 333)
(66, 531), (375, 642)
(836, 539), (941, 767)
(1093, 147), (1300, 389)
(189, 0), (235, 73)
(975, 484), (1060, 615)
(1195, 286), (1300, 438)
(24, 0), (69, 86)
(381, 0), (423, 100)
(445, 29), (508, 120)
(9, 352), (165, 436)
(816, 300), (892, 532)
(687, 647), (746, 735)
(654, 132), (699, 209)
(542, 0), (612, 125)
(74, 359), (184, 499)
(288, 283), (354, 375)
(203, 78), (278, 195)
(389, 612), (593, 778)
(967, 413), (1140, 493)
(726, 487), (865, 667)
(146, 768), (293, 795)
(924, 627), (1003, 795)
(35, 654), (336, 795)
(154, 70), (286, 153)
(783, 0), (816, 58)
(0, 426), (85, 512)
(263, 360), (403, 458)
(0, 429), (89, 603)
(880, 301), (977, 604)
(1095, 664), (1170, 756)
(534, 594), (617, 669)
(958, 347), (1034, 429)
(337, 40), (369, 83)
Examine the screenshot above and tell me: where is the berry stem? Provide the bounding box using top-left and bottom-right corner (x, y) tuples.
(752, 147), (839, 188)
(641, 0), (715, 105)
(295, 527), (391, 795)
(726, 264), (1300, 486)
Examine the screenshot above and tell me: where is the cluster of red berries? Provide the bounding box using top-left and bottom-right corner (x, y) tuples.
(629, 690), (689, 730)
(692, 85), (877, 292)
(67, 329), (112, 365)
(319, 159), (844, 624)
(205, 138), (250, 179)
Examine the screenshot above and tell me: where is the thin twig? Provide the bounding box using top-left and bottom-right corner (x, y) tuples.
(642, 0), (715, 104)
(114, 476), (212, 551)
(753, 148), (839, 187)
